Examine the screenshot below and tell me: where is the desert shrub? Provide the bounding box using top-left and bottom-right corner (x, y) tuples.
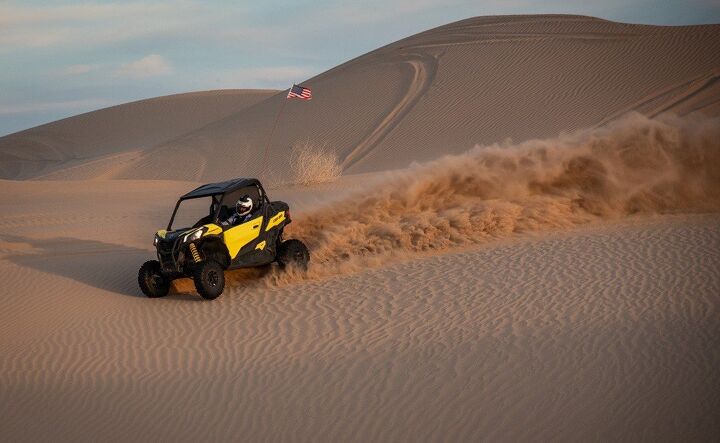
(289, 140), (342, 185)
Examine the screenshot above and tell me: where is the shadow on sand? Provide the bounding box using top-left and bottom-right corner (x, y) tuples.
(0, 234), (204, 299)
(1, 234), (273, 300)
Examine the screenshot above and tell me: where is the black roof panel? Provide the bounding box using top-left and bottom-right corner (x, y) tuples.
(181, 177), (260, 199)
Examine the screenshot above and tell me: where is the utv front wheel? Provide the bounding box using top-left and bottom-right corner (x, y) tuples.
(138, 260), (170, 298)
(193, 260), (225, 300)
(277, 239), (310, 270)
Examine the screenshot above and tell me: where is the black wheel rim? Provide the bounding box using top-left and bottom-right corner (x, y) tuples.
(207, 270), (219, 287)
(151, 274), (163, 289)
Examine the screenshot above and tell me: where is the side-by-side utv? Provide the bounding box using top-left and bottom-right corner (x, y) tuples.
(138, 178), (309, 300)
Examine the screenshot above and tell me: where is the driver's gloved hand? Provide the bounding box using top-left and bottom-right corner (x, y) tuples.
(221, 213), (238, 227)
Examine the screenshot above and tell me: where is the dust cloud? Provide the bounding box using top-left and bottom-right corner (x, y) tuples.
(261, 113), (719, 285)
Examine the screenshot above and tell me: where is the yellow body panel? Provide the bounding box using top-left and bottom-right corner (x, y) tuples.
(203, 224), (223, 235)
(223, 216), (263, 258)
(157, 229), (167, 239)
(255, 240), (267, 251)
(266, 211), (286, 231)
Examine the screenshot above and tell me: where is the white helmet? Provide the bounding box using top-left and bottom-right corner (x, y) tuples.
(236, 195), (253, 216)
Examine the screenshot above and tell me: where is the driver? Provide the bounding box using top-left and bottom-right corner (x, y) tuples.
(221, 195), (254, 227)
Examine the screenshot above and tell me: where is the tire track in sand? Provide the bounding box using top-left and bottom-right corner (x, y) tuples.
(595, 68), (720, 127)
(341, 52), (438, 170)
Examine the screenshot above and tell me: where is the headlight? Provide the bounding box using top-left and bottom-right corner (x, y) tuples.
(183, 228), (206, 243)
(153, 235), (159, 246)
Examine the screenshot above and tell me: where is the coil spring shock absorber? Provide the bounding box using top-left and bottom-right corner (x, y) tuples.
(189, 243), (202, 263)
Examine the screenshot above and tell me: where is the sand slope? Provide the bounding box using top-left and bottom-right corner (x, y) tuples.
(0, 182), (718, 441)
(5, 15), (717, 181)
(1, 169), (719, 441)
(1, 14), (720, 442)
(0, 89), (277, 179)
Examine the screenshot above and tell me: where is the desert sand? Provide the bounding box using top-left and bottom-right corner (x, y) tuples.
(0, 89), (277, 179)
(1, 14), (719, 442)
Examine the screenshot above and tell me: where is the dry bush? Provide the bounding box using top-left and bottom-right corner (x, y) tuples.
(289, 140), (342, 185)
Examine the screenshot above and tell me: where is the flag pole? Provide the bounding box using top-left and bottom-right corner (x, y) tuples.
(259, 85), (291, 178)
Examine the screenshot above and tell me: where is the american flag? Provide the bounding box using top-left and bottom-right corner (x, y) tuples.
(287, 84), (312, 100)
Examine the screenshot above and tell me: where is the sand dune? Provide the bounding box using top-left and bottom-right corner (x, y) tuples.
(1, 146), (719, 440)
(0, 89), (277, 179)
(1, 13), (720, 442)
(2, 16), (719, 182)
(4, 15), (717, 182)
(1, 201), (718, 441)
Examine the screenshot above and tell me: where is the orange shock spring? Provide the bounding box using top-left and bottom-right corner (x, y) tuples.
(189, 243), (201, 263)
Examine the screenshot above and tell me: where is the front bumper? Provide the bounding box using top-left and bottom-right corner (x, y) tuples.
(156, 237), (184, 273)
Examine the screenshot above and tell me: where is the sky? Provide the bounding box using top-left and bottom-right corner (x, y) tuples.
(1, 0), (719, 136)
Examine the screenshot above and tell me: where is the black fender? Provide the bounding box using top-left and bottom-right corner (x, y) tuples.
(196, 236), (232, 269)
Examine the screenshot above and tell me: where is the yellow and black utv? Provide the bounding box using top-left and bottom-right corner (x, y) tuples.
(138, 178), (309, 300)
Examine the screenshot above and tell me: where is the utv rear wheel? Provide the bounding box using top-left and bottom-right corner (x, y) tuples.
(193, 260), (225, 300)
(138, 260), (170, 298)
(277, 239), (310, 270)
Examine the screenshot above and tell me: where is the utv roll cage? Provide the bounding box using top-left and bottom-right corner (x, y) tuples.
(166, 177), (271, 231)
